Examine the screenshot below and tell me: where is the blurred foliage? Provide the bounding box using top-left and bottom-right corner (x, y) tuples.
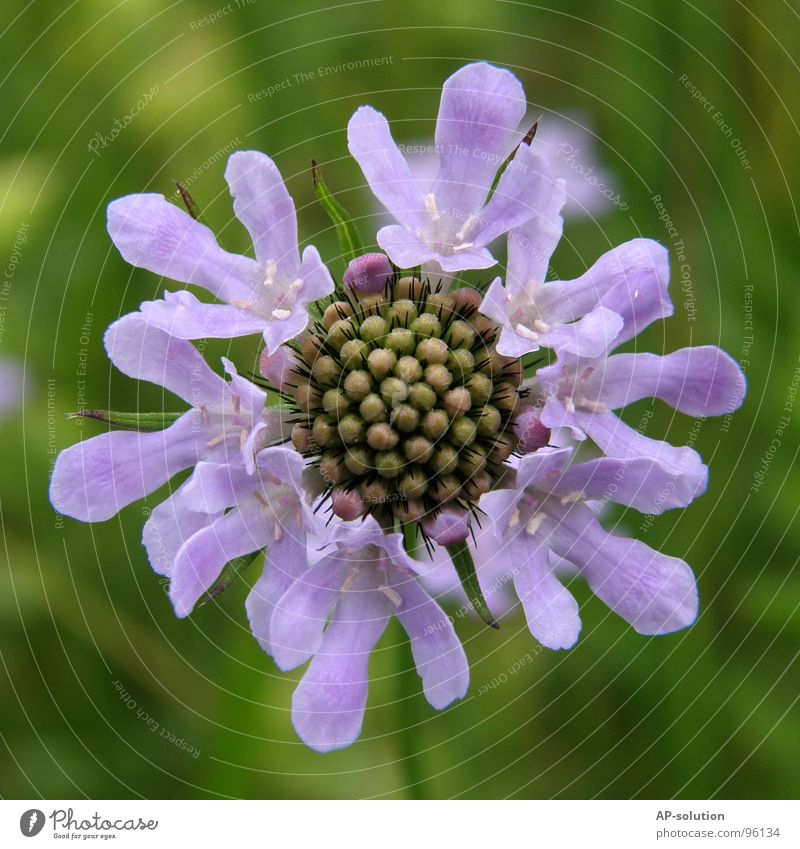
(1, 0), (798, 799)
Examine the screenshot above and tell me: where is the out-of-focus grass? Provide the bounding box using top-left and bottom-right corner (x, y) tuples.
(1, 0), (798, 798)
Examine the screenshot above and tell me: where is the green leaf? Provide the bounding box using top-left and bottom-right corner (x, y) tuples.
(446, 541), (499, 629)
(311, 159), (363, 264)
(201, 550), (262, 605)
(402, 520), (421, 560)
(66, 409), (184, 431)
(175, 182), (202, 221)
(484, 121), (538, 206)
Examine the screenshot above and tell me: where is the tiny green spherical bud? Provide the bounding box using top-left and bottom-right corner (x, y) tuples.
(385, 327), (416, 356)
(343, 369), (372, 401)
(326, 318), (355, 351)
(319, 451), (350, 485)
(410, 312), (441, 338)
(359, 478), (390, 506)
(380, 376), (409, 406)
(393, 497), (425, 523)
(338, 413), (366, 444)
(390, 403), (419, 433)
(416, 337), (448, 364)
(394, 355), (423, 384)
(394, 276), (422, 300)
(355, 292), (387, 313)
(431, 474), (461, 504)
(344, 445), (373, 476)
(477, 348), (505, 376)
(311, 354), (340, 385)
(466, 372), (493, 405)
(447, 347), (474, 378)
(422, 409), (449, 440)
(404, 435), (434, 464)
(367, 422), (399, 451)
(488, 432), (515, 463)
(322, 301), (352, 329)
(367, 348), (397, 380)
(476, 404), (502, 437)
(322, 388), (350, 417)
(430, 444), (459, 475)
(493, 382), (519, 412)
(375, 450), (405, 479)
(359, 314), (389, 343)
(408, 382), (437, 411)
(446, 319), (476, 349)
(425, 293), (453, 315)
(295, 383), (321, 413)
(458, 444), (487, 477)
(443, 387), (472, 418)
(449, 415), (477, 447)
(301, 334), (322, 364)
(398, 467), (429, 500)
(462, 469), (492, 500)
(312, 414), (340, 447)
(384, 298), (417, 326)
(359, 392), (388, 423)
(340, 338), (369, 370)
(291, 424), (313, 453)
(502, 359), (523, 386)
(424, 363), (453, 394)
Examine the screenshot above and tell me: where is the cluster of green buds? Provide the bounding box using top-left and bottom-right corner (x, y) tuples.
(269, 254), (529, 544)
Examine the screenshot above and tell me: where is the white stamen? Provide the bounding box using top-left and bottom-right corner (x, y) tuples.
(240, 427), (249, 448)
(456, 214), (478, 242)
(533, 319), (551, 333)
(232, 299), (254, 309)
(424, 192), (440, 221)
(199, 404), (210, 426)
(507, 507), (521, 529)
(273, 523), (283, 541)
(578, 399), (607, 413)
(525, 513), (546, 536)
(560, 491), (584, 505)
(515, 323), (539, 342)
(452, 241), (474, 253)
(380, 585), (403, 607)
(565, 396), (576, 415)
(272, 308), (291, 320)
(263, 260), (278, 287)
(340, 566), (359, 593)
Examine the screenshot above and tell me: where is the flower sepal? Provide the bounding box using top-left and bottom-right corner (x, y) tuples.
(447, 540), (499, 629)
(66, 409), (184, 432)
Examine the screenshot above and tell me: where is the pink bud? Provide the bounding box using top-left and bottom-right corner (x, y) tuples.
(331, 488), (366, 522)
(343, 253), (393, 294)
(422, 506), (471, 547)
(259, 346), (295, 391)
(514, 408), (551, 454)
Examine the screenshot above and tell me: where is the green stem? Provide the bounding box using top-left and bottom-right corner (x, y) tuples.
(447, 541), (499, 629)
(393, 622), (427, 799)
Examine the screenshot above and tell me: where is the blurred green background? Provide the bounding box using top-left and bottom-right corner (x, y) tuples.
(1, 0), (798, 799)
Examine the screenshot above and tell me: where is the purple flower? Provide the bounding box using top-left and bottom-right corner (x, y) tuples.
(107, 151), (334, 353)
(343, 252), (393, 294)
(481, 231), (673, 360)
(347, 62), (555, 273)
(248, 516), (469, 752)
(147, 446), (316, 618)
(49, 313), (285, 523)
(480, 448), (704, 647)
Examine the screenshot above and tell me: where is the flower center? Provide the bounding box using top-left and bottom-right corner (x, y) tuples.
(284, 275), (524, 526)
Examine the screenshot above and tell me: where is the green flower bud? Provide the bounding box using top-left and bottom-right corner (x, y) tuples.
(421, 409), (449, 440)
(458, 443), (487, 476)
(449, 415), (477, 447)
(394, 355), (423, 384)
(410, 312), (441, 338)
(338, 413), (366, 444)
(381, 376), (409, 406)
(408, 382), (437, 411)
(431, 474), (461, 503)
(359, 478), (390, 505)
(359, 314), (389, 343)
(340, 338), (369, 370)
(430, 444), (459, 475)
(398, 467), (429, 500)
(416, 337), (448, 364)
(312, 414), (340, 447)
(322, 301), (352, 329)
(393, 497), (425, 523)
(326, 318), (355, 351)
(311, 355), (341, 385)
(343, 370), (372, 401)
(424, 363), (453, 394)
(385, 327), (416, 356)
(322, 388), (350, 417)
(344, 445), (373, 476)
(488, 433), (515, 463)
(375, 450), (405, 478)
(394, 276), (422, 300)
(476, 404), (502, 437)
(425, 293), (453, 315)
(295, 383), (321, 413)
(384, 298), (417, 326)
(442, 387), (472, 417)
(492, 382), (519, 412)
(367, 348), (397, 380)
(319, 451), (350, 485)
(462, 469), (492, 500)
(466, 372), (493, 405)
(390, 403), (419, 433)
(447, 347), (474, 378)
(367, 422), (399, 451)
(403, 435), (434, 463)
(359, 392), (388, 423)
(446, 319), (475, 349)
(290, 424), (313, 453)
